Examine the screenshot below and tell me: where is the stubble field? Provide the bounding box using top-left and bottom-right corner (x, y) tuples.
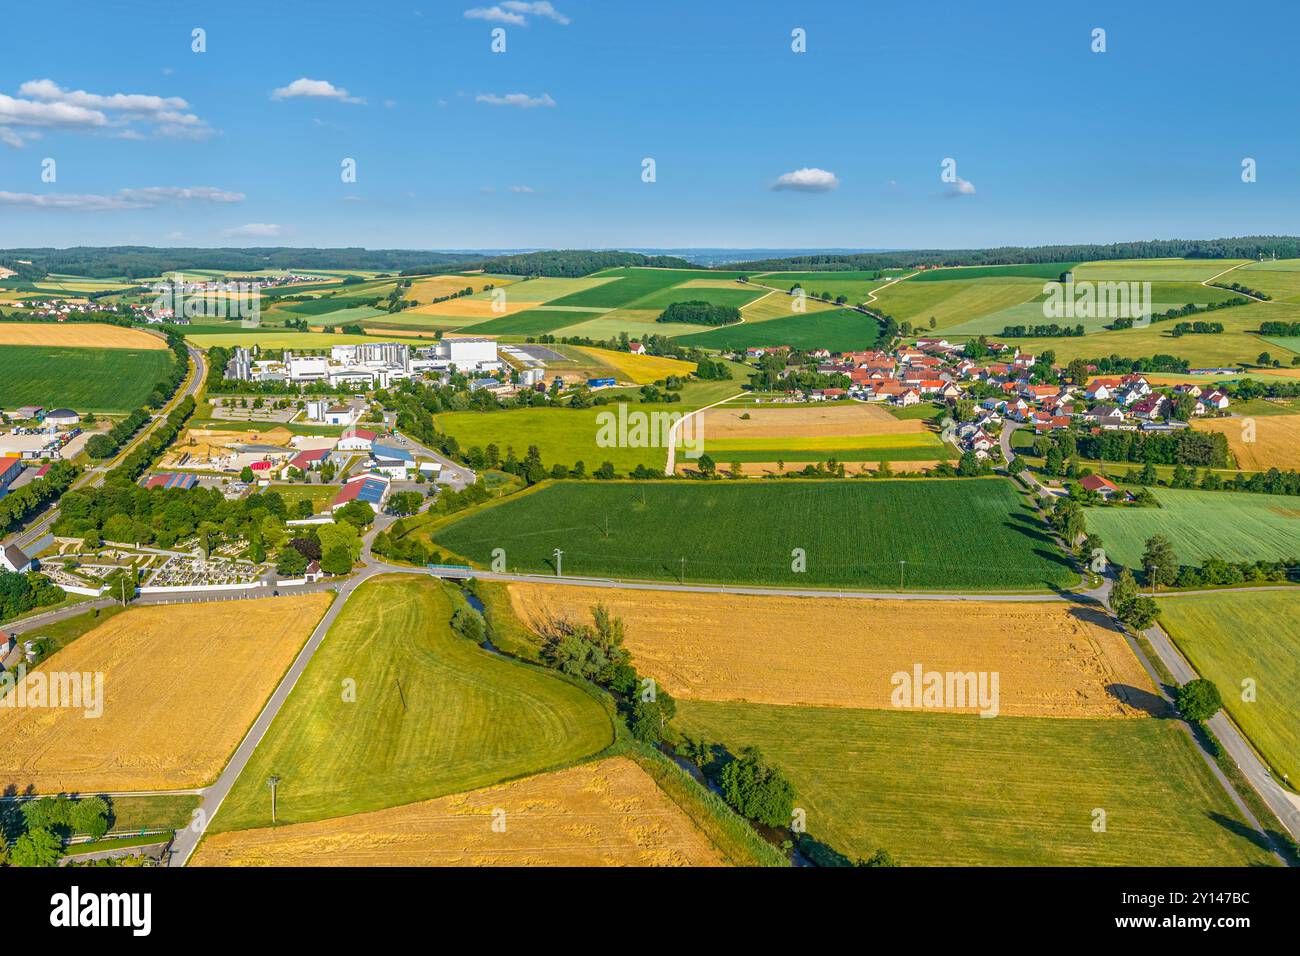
(507, 584), (1159, 718)
(0, 594), (332, 793)
(193, 757), (724, 867)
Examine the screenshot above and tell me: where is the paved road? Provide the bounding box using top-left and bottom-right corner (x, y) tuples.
(390, 425), (475, 490)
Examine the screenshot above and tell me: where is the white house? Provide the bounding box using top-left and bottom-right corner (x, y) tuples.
(336, 427), (378, 452)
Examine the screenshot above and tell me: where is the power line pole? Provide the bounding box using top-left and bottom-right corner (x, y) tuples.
(267, 775), (280, 824)
(553, 548), (563, 577)
(899, 560), (906, 592)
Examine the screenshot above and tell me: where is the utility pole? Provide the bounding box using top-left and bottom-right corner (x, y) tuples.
(267, 775), (281, 824)
(553, 548), (563, 577)
(680, 556), (685, 584)
(899, 560), (906, 592)
(1149, 565), (1157, 598)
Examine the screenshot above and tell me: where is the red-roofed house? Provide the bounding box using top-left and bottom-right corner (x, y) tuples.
(282, 447), (331, 478)
(1080, 474), (1121, 499)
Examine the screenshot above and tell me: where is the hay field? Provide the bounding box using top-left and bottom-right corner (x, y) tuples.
(702, 402), (929, 439)
(573, 346), (695, 384)
(737, 290), (837, 322)
(1158, 590), (1300, 784)
(0, 594), (332, 793)
(0, 323), (165, 350)
(193, 757), (724, 867)
(678, 702), (1276, 866)
(508, 585), (1157, 718)
(1194, 414), (1300, 470)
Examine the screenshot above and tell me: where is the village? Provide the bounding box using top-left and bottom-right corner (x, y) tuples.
(732, 336), (1232, 463)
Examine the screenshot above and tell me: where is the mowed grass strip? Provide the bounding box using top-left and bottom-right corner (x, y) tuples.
(1158, 590), (1300, 784)
(432, 478), (1077, 591)
(1084, 487), (1300, 568)
(0, 594), (333, 793)
(0, 345), (174, 413)
(212, 575), (613, 832)
(195, 757), (724, 867)
(677, 701), (1276, 866)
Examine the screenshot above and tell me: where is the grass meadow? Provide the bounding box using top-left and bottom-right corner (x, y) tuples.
(676, 701), (1276, 866)
(213, 575), (613, 832)
(1158, 590), (1300, 784)
(1084, 488), (1300, 568)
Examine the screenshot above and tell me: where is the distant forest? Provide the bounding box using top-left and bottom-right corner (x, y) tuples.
(725, 236), (1300, 272)
(6, 237), (1300, 283)
(0, 246), (479, 280)
(471, 249), (696, 277)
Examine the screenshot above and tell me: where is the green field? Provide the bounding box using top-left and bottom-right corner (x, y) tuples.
(1158, 590), (1300, 784)
(909, 262), (1078, 282)
(545, 268), (738, 310)
(434, 406), (671, 472)
(748, 271), (893, 302)
(1084, 487), (1300, 568)
(870, 277), (1045, 332)
(0, 345), (172, 413)
(212, 575), (613, 832)
(630, 286), (765, 311)
(468, 308), (611, 336)
(676, 308), (882, 351)
(677, 701), (1274, 866)
(432, 478), (1077, 590)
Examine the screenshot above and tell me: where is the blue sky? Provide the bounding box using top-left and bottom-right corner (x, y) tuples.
(1, 0), (1297, 250)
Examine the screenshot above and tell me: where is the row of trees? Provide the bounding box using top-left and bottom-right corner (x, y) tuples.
(657, 300), (742, 326)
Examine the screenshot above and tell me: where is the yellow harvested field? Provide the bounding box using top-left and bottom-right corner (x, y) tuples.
(407, 275), (515, 300)
(574, 346), (696, 385)
(0, 323), (165, 350)
(405, 298), (539, 319)
(0, 594), (332, 792)
(192, 757), (725, 867)
(508, 585), (1158, 719)
(703, 402), (929, 439)
(1194, 414), (1300, 470)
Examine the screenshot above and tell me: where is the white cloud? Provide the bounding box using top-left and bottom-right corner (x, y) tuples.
(465, 3), (569, 26)
(222, 223), (286, 238)
(271, 78), (365, 105)
(0, 185), (244, 211)
(945, 177), (976, 197)
(475, 92), (556, 108)
(510, 185), (535, 193)
(3, 80), (213, 142)
(771, 167), (840, 192)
